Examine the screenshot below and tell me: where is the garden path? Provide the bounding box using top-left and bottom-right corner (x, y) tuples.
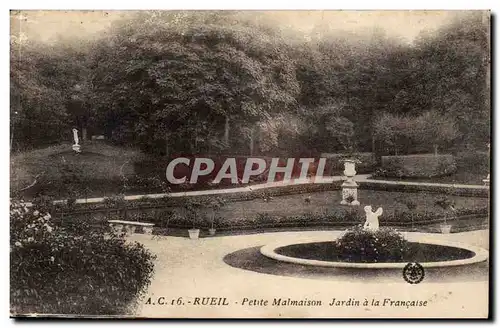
(131, 229), (489, 318)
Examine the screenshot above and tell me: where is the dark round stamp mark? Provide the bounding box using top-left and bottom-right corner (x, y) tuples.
(403, 262), (425, 284)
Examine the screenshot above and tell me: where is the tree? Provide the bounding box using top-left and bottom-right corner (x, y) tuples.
(296, 105), (355, 155)
(373, 113), (412, 156)
(10, 14), (93, 151)
(88, 12), (300, 156)
(398, 12), (489, 147)
(373, 111), (458, 155)
(10, 40), (69, 150)
(412, 111), (459, 155)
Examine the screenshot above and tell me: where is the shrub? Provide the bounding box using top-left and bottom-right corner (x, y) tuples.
(379, 154), (457, 178)
(10, 199), (156, 315)
(334, 226), (410, 263)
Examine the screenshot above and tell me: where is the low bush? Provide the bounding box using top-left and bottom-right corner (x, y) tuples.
(10, 199), (156, 315)
(378, 154), (457, 178)
(334, 226), (410, 263)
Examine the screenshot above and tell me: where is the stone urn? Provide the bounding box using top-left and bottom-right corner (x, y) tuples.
(340, 159), (361, 206)
(343, 159), (357, 178)
(188, 228), (200, 240)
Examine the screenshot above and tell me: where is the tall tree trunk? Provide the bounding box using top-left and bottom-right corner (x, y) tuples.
(194, 125), (198, 153)
(165, 132), (170, 158)
(224, 115), (230, 146)
(82, 127), (88, 142)
(433, 144), (438, 156)
(371, 133), (376, 154)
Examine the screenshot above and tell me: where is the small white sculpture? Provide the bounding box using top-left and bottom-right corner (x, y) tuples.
(363, 205), (383, 232)
(72, 128), (81, 153)
(73, 128), (79, 145)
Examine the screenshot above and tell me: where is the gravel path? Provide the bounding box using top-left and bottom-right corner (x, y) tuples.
(130, 229), (489, 319)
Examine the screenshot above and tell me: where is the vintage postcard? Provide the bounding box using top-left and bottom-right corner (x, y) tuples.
(9, 10), (491, 319)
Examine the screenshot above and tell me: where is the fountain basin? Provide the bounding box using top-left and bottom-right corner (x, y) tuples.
(260, 234), (488, 269)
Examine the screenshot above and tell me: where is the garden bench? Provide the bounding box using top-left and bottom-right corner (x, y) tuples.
(108, 220), (155, 235)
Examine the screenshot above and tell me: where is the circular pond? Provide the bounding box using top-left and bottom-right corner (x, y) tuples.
(260, 236), (488, 269)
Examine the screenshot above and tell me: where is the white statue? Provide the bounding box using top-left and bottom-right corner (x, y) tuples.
(363, 205), (383, 232)
(72, 128), (81, 153)
(73, 128), (79, 145)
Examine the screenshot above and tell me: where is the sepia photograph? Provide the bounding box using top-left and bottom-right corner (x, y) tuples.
(9, 9), (491, 319)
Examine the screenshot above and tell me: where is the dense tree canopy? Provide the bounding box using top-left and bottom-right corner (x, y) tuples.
(10, 11), (490, 156)
(89, 12), (299, 155)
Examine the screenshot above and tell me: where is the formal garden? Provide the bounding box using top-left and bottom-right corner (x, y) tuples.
(10, 11), (490, 316)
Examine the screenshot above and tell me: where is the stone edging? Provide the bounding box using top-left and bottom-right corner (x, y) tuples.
(260, 234), (489, 269)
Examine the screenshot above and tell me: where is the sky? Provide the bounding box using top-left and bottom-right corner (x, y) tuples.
(10, 10), (478, 44)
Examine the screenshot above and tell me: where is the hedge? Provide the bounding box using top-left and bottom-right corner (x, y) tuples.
(379, 154), (457, 178)
(360, 181), (489, 198)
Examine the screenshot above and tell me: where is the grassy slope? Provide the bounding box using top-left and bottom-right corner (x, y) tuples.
(10, 142), (145, 197)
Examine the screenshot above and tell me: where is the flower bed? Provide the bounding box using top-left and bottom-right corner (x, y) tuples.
(110, 205), (486, 231)
(273, 227), (411, 263)
(330, 227), (409, 263)
(10, 200), (156, 315)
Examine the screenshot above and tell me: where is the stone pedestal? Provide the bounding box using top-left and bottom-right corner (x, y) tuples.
(341, 181), (360, 205)
(340, 159), (360, 206)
